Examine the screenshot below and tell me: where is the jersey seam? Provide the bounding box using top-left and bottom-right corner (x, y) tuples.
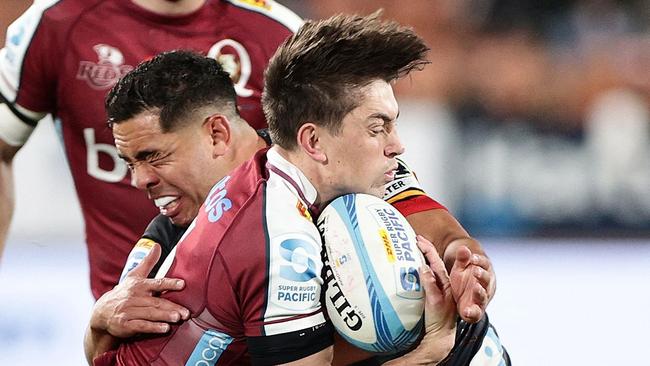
(205, 174), (268, 329)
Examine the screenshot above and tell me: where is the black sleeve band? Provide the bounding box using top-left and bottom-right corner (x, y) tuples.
(0, 93), (39, 127)
(247, 321), (334, 365)
(142, 214), (187, 277)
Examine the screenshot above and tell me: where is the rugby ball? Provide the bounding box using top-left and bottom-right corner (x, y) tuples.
(317, 193), (425, 354)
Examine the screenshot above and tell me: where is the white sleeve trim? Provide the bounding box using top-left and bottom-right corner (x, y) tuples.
(0, 103), (43, 146)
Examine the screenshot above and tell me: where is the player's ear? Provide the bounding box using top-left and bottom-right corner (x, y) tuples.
(296, 122), (326, 163)
(203, 113), (231, 158)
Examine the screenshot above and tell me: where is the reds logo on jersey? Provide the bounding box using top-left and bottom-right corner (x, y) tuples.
(76, 44), (134, 90)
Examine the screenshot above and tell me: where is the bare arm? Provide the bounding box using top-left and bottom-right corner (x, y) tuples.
(0, 101), (42, 261)
(405, 209), (496, 323)
(0, 138), (20, 260)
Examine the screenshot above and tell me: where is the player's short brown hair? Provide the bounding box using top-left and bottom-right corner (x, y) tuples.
(263, 12), (429, 149)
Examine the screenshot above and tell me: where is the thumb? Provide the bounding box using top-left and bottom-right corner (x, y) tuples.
(454, 245), (472, 269)
(128, 242), (162, 278)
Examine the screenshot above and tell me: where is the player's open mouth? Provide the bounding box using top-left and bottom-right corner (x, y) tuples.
(154, 196), (180, 216)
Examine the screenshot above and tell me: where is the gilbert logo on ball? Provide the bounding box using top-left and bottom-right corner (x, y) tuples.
(318, 193), (425, 354)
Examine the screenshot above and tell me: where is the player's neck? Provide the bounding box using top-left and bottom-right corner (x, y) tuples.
(130, 0), (206, 16)
(227, 124), (268, 168)
(273, 146), (337, 209)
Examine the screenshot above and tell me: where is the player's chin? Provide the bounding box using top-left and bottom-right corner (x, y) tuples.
(168, 210), (195, 228)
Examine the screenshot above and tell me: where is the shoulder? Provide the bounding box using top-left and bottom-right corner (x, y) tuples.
(0, 0), (102, 103)
(2, 0), (104, 60)
(221, 0), (303, 32)
(19, 0), (103, 28)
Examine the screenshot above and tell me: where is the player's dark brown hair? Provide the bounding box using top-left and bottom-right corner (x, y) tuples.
(262, 12), (429, 149)
(106, 50), (238, 132)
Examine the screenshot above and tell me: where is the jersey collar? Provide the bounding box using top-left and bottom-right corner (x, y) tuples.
(266, 147), (319, 214)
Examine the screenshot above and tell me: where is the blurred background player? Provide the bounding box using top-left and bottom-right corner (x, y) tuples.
(0, 0), (302, 299)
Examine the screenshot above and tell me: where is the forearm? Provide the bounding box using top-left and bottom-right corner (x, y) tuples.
(382, 327), (455, 366)
(83, 324), (120, 365)
(0, 156), (15, 259)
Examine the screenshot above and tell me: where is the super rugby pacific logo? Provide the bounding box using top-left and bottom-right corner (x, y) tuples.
(76, 44), (133, 90)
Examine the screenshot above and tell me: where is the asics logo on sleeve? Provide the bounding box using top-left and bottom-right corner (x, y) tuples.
(205, 176), (232, 223)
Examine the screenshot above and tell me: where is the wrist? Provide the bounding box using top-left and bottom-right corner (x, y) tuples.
(419, 323), (456, 365)
(383, 322), (456, 366)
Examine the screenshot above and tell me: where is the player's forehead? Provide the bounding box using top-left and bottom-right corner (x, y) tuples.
(346, 80), (399, 123)
(112, 111), (168, 159)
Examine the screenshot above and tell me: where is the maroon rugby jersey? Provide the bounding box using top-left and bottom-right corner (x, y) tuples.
(114, 147), (332, 365)
(0, 0), (302, 298)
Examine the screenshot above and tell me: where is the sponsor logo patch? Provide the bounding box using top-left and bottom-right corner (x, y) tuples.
(234, 0), (271, 10)
(379, 228), (396, 263)
(270, 235), (321, 310)
(119, 238), (156, 282)
(296, 200), (312, 221)
(185, 329), (233, 366)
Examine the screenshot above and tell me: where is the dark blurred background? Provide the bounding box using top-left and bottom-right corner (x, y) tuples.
(284, 0), (650, 237)
(3, 0), (650, 238)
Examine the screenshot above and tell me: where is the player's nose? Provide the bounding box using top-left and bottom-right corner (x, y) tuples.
(385, 129), (405, 158)
(130, 164), (160, 191)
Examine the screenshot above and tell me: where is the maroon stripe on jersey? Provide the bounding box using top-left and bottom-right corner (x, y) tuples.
(266, 162), (320, 215)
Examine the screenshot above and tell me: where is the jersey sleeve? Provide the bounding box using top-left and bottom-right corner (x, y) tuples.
(383, 158), (447, 216)
(0, 1), (61, 111)
(217, 223), (332, 365)
(0, 1), (61, 145)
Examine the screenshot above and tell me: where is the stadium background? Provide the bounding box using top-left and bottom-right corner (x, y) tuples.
(1, 0), (649, 364)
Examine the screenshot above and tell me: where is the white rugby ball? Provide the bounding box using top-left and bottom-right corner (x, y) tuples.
(317, 193), (425, 354)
